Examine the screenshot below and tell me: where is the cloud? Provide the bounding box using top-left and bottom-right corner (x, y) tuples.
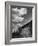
(12, 15), (24, 22)
(12, 8), (27, 16)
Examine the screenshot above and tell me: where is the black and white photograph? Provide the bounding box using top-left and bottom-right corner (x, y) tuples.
(11, 6), (32, 38)
(5, 2), (37, 44)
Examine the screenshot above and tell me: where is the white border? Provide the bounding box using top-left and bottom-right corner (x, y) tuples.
(10, 5), (35, 42)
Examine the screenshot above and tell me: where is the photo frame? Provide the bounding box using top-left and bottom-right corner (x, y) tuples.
(5, 1), (37, 44)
